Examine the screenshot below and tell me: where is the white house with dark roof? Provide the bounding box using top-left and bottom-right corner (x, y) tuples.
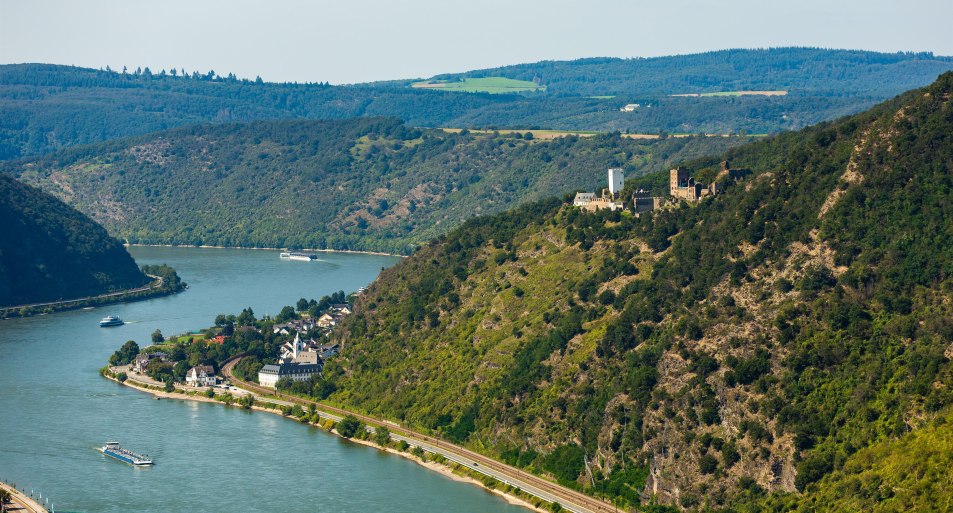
(258, 362), (323, 388)
(132, 352), (167, 373)
(185, 365), (217, 387)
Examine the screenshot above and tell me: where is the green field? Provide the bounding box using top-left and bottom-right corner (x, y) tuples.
(671, 90), (788, 97)
(411, 77), (545, 94)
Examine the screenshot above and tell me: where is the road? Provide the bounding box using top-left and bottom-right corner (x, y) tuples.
(0, 274), (165, 314)
(221, 358), (618, 513)
(0, 481), (49, 513)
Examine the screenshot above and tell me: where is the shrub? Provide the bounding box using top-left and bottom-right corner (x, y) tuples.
(336, 415), (362, 438)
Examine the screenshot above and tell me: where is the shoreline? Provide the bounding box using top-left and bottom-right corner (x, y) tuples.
(0, 480), (50, 513)
(125, 243), (408, 258)
(101, 371), (544, 513)
(0, 276), (185, 320)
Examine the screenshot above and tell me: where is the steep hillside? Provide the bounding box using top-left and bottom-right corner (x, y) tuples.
(0, 174), (151, 307)
(5, 118), (742, 254)
(3, 49), (951, 159)
(325, 73), (953, 510)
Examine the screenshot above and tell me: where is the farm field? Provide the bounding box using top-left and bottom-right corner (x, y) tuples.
(439, 128), (599, 139)
(670, 90), (788, 97)
(411, 76), (545, 93)
(439, 128), (765, 140)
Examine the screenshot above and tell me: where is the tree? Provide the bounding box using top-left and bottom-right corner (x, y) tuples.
(276, 305), (296, 322)
(336, 415), (362, 438)
(164, 378), (175, 393)
(374, 426), (392, 446)
(109, 340), (140, 366)
(151, 329), (164, 344)
(276, 376), (293, 392)
(237, 307), (256, 326)
(296, 298), (309, 312)
(239, 394), (255, 410)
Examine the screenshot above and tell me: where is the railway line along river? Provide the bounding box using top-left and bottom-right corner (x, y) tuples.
(0, 246), (528, 513)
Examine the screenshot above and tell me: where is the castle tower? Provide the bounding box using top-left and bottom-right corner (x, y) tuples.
(608, 168), (624, 197)
(670, 167), (689, 197)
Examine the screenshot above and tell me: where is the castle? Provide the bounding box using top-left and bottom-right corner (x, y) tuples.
(669, 164), (722, 201)
(572, 168), (625, 211)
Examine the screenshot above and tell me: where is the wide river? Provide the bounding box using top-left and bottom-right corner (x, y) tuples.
(0, 246), (525, 513)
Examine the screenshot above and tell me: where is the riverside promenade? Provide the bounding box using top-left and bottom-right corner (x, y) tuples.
(0, 481), (49, 513)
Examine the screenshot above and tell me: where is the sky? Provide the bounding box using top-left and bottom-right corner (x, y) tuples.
(2, 0), (951, 84)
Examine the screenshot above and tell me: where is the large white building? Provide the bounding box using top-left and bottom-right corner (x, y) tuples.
(608, 168), (624, 197)
(258, 362), (323, 388)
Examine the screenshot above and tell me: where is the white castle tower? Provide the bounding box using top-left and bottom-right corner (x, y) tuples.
(608, 168), (624, 197)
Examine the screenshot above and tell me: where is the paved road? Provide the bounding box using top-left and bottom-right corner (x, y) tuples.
(0, 275), (165, 314)
(0, 481), (49, 513)
(222, 358), (619, 513)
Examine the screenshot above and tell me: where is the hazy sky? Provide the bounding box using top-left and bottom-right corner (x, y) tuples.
(2, 0), (951, 84)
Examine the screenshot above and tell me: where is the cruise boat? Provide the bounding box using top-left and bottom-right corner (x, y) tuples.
(99, 315), (124, 327)
(279, 252), (317, 262)
(99, 441), (153, 466)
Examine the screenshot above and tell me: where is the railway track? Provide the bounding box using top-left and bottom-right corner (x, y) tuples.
(222, 357), (619, 513)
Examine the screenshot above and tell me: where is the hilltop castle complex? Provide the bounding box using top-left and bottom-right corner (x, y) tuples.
(572, 161), (735, 214)
(670, 166), (721, 201)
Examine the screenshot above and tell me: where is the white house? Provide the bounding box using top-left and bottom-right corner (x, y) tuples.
(573, 192), (596, 207)
(330, 304), (352, 315)
(132, 352), (167, 373)
(316, 313), (336, 328)
(185, 365), (217, 387)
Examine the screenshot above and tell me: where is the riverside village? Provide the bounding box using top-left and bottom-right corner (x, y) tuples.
(109, 291), (359, 394)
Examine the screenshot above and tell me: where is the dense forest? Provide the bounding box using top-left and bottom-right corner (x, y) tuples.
(0, 174), (151, 307)
(5, 118), (743, 254)
(2, 48), (951, 159)
(316, 73), (953, 511)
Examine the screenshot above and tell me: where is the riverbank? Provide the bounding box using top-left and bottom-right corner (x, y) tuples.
(100, 369), (548, 513)
(125, 243), (408, 258)
(0, 270), (186, 320)
(0, 481), (50, 513)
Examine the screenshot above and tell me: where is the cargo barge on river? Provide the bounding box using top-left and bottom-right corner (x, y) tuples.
(99, 441), (153, 466)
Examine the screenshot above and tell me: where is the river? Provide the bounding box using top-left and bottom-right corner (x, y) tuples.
(0, 246), (526, 513)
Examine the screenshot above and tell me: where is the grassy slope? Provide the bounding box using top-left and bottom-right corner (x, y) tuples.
(412, 77), (545, 93)
(327, 73), (953, 510)
(5, 118), (743, 254)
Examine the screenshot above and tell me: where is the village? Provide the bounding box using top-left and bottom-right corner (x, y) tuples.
(112, 290), (363, 392)
(572, 160), (743, 214)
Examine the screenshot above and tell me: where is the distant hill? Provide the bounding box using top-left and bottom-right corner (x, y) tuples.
(0, 174), (150, 307)
(421, 47), (953, 96)
(322, 72), (953, 510)
(4, 117), (744, 254)
(2, 48), (951, 159)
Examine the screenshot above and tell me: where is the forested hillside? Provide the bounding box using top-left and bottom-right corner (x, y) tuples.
(423, 48), (953, 97)
(2, 48), (951, 159)
(324, 73), (953, 510)
(0, 174), (150, 307)
(6, 118), (742, 254)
